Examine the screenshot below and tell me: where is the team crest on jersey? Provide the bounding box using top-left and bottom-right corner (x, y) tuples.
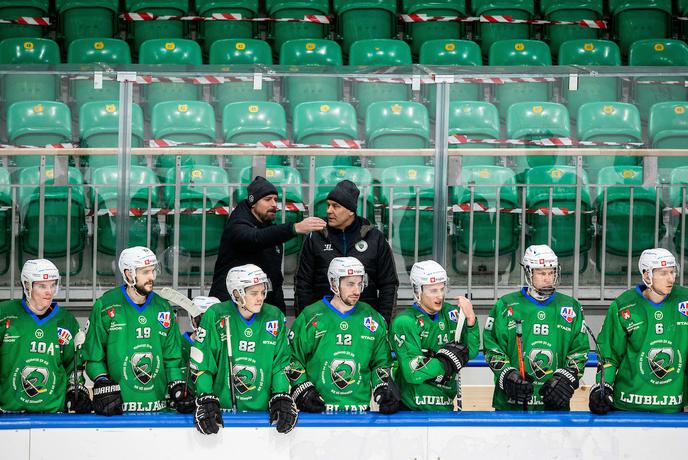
(20, 366), (49, 397)
(330, 359), (357, 389)
(57, 327), (72, 346)
(621, 309), (632, 320)
(528, 349), (554, 379)
(363, 316), (378, 333)
(233, 365), (258, 394)
(131, 352), (155, 385)
(448, 309), (459, 323)
(107, 308), (116, 318)
(266, 320), (279, 337)
(560, 306), (576, 324)
(678, 301), (688, 318)
(157, 311), (171, 328)
(647, 348), (675, 380)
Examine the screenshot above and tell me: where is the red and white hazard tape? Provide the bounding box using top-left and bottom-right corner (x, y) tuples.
(400, 14), (606, 28)
(0, 17), (50, 25)
(86, 202), (306, 217)
(346, 76), (557, 84)
(0, 143), (76, 149)
(121, 13), (330, 23)
(448, 135), (645, 148)
(378, 203), (593, 215)
(149, 139), (362, 149)
(68, 74), (277, 84)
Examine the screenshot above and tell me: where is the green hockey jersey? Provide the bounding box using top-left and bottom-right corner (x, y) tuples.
(484, 288), (589, 411)
(390, 303), (481, 411)
(190, 301), (290, 411)
(82, 286), (183, 412)
(0, 299), (80, 413)
(597, 284), (688, 413)
(289, 296), (392, 412)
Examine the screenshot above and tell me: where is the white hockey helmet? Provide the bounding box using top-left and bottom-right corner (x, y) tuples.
(639, 248), (677, 286)
(118, 246), (159, 287)
(226, 264), (272, 305)
(521, 244), (560, 297)
(21, 259), (60, 299)
(191, 296), (221, 316)
(327, 257), (367, 295)
(410, 260), (448, 302)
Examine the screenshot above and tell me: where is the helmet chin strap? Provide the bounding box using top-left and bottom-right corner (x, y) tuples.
(527, 286), (554, 302)
(134, 283), (150, 298)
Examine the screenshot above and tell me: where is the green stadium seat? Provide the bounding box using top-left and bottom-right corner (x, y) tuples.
(67, 38), (132, 112)
(279, 39), (343, 115)
(472, 0), (535, 56)
(0, 37), (59, 110)
(209, 39), (273, 111)
(79, 101), (145, 170)
(594, 166), (665, 269)
(668, 167), (688, 253)
(540, 1), (602, 58)
(222, 101), (287, 177)
(0, 166), (10, 273)
(17, 166), (86, 274)
(89, 165), (160, 258)
(196, 0), (259, 55)
(313, 166), (375, 223)
(150, 101), (216, 169)
(349, 39), (412, 119)
(334, 0), (397, 55)
(292, 101), (358, 172)
(525, 166), (593, 265)
(419, 40), (482, 120)
(506, 102), (570, 173)
(365, 101), (430, 171)
(448, 101), (500, 166)
(488, 39), (552, 118)
(577, 102), (642, 183)
(138, 39), (203, 115)
(162, 166), (230, 271)
(379, 165), (435, 258)
(56, 0), (118, 47)
(609, 0), (672, 57)
(648, 102), (688, 177)
(403, 1), (466, 57)
(0, 1), (48, 40)
(126, 0), (189, 53)
(629, 39), (688, 121)
(451, 166), (519, 270)
(235, 165), (305, 255)
(6, 101), (71, 168)
(558, 39), (621, 119)
(267, 0), (330, 54)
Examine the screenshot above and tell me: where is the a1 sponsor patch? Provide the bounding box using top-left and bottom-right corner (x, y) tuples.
(448, 309), (459, 323)
(157, 311), (171, 328)
(266, 320), (279, 337)
(560, 306), (576, 324)
(363, 316), (378, 333)
(678, 301), (688, 318)
(57, 327), (72, 345)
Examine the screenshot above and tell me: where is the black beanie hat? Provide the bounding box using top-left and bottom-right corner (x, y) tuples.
(247, 176), (278, 206)
(326, 180), (359, 213)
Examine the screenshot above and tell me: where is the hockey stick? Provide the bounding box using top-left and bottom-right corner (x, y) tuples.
(515, 319), (528, 411)
(224, 316), (237, 413)
(453, 296), (467, 411)
(582, 322), (608, 394)
(69, 331), (86, 413)
(158, 287), (203, 317)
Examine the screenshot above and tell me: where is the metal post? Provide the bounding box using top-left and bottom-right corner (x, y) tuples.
(600, 187), (608, 300)
(115, 72), (136, 284)
(65, 188), (72, 301)
(172, 155), (182, 289)
(494, 186), (501, 300)
(432, 79), (451, 267)
(38, 155), (46, 258)
(92, 188), (98, 301)
(681, 187), (686, 287)
(467, 186), (475, 297)
(414, 185), (420, 264)
(10, 187), (16, 299)
(200, 187), (208, 294)
(572, 156), (583, 298)
(627, 187), (635, 289)
(308, 156), (316, 217)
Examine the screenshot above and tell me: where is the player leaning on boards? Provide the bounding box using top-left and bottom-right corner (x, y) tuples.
(179, 296), (221, 395)
(0, 259), (91, 414)
(190, 264), (297, 435)
(590, 248), (688, 414)
(289, 257), (400, 414)
(390, 260), (480, 411)
(82, 247), (194, 415)
(484, 245), (589, 411)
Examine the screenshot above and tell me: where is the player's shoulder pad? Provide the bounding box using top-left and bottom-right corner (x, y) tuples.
(261, 302), (286, 320)
(390, 308), (419, 330)
(554, 291), (583, 309)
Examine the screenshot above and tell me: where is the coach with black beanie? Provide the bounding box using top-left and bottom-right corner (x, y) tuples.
(210, 176), (326, 312)
(294, 179), (399, 322)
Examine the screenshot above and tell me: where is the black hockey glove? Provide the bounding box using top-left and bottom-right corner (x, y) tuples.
(92, 377), (124, 416)
(589, 383), (614, 415)
(291, 381), (326, 413)
(433, 342), (469, 384)
(539, 368), (578, 410)
(374, 381), (401, 415)
(168, 380), (196, 414)
(269, 393), (299, 434)
(65, 384), (93, 414)
(500, 368), (534, 404)
(194, 394), (224, 435)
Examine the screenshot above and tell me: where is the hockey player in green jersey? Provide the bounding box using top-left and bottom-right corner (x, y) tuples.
(180, 296), (220, 394)
(590, 248), (688, 414)
(82, 246), (194, 415)
(0, 259), (91, 413)
(190, 264), (297, 435)
(484, 245), (589, 411)
(390, 260), (480, 411)
(289, 257), (400, 414)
